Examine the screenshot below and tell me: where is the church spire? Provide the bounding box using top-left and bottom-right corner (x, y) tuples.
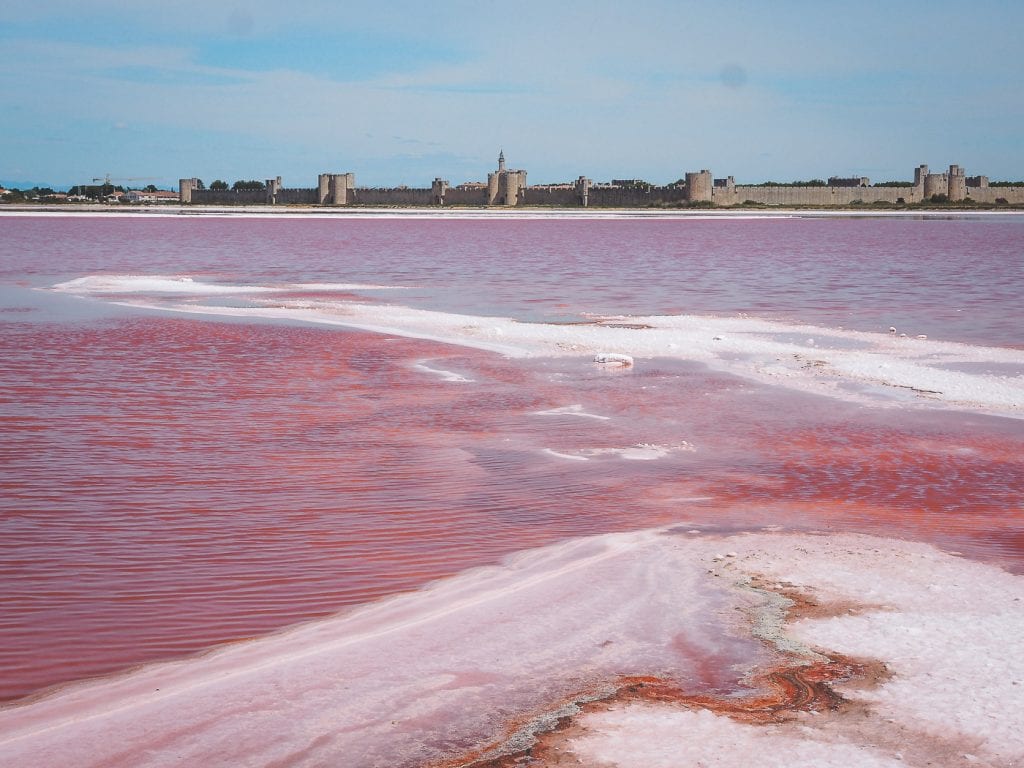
(498, 149), (506, 172)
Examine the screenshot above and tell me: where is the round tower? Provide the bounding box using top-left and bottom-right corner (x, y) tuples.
(923, 172), (948, 200)
(487, 172), (500, 205)
(685, 170), (713, 203)
(498, 150), (506, 173)
(178, 178), (198, 204)
(947, 164), (966, 202)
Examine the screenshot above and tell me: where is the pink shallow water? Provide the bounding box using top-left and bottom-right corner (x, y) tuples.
(2, 213), (1023, 344)
(0, 214), (1022, 704)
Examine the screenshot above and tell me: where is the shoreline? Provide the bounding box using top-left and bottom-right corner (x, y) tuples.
(59, 279), (1022, 417)
(3, 203), (1024, 219)
(2, 527), (1021, 767)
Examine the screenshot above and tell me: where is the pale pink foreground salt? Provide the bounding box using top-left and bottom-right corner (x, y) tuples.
(566, 532), (1024, 768)
(2, 529), (1021, 768)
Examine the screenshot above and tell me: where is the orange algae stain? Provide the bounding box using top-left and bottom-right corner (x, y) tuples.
(436, 588), (888, 768)
(434, 657), (879, 768)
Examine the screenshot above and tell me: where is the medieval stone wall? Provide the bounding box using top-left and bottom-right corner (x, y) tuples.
(189, 188), (269, 205)
(715, 185), (918, 207)
(587, 186), (688, 207)
(520, 187), (582, 206)
(351, 188), (434, 206)
(180, 162), (1024, 208)
(962, 186), (1024, 204)
(275, 188), (319, 205)
(442, 187), (489, 206)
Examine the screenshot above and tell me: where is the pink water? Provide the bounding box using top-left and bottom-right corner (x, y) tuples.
(0, 213), (1022, 704)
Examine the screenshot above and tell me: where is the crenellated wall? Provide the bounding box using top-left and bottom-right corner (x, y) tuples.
(188, 188), (270, 205)
(442, 187), (489, 206)
(520, 187), (583, 206)
(179, 162), (1024, 208)
(587, 185), (688, 207)
(275, 188), (319, 205)
(351, 187), (434, 206)
(962, 186), (1024, 204)
(714, 185), (918, 207)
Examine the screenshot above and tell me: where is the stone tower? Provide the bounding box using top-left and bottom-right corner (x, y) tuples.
(685, 170), (713, 203)
(947, 164), (966, 202)
(178, 178), (199, 204)
(265, 176), (282, 205)
(317, 173), (355, 205)
(487, 151), (526, 206)
(575, 176), (591, 207)
(431, 177), (449, 206)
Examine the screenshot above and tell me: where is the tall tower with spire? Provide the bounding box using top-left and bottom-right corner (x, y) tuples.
(487, 149), (526, 206)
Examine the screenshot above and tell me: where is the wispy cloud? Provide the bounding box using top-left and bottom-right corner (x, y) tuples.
(2, 2), (1023, 187)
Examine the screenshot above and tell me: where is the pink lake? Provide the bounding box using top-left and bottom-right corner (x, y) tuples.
(0, 212), (1021, 716)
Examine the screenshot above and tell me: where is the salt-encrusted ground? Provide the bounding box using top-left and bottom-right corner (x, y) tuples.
(49, 275), (1024, 416)
(1, 529), (1020, 768)
(540, 532), (1024, 768)
(27, 274), (1024, 766)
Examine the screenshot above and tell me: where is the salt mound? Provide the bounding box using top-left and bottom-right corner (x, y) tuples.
(594, 352), (634, 367)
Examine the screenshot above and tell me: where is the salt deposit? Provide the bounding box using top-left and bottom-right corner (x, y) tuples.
(533, 404), (611, 420)
(594, 352), (635, 367)
(411, 361), (474, 382)
(48, 276), (1024, 416)
(52, 275), (280, 295)
(2, 529), (1020, 767)
(564, 532), (1024, 768)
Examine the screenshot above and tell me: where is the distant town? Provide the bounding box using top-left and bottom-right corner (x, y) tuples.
(4, 154), (1024, 208)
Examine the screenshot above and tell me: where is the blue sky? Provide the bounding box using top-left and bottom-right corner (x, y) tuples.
(2, 1), (1022, 189)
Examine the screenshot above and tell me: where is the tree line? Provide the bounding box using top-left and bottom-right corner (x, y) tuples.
(193, 179), (267, 192)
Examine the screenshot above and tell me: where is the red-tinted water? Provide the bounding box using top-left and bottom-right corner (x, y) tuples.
(1, 214), (1022, 704)
(2, 214), (1023, 345)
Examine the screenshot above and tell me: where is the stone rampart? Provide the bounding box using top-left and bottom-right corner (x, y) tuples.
(520, 187), (582, 207)
(190, 189), (269, 205)
(179, 162), (1021, 208)
(588, 186), (688, 207)
(962, 186), (1024, 204)
(275, 188), (319, 205)
(442, 187), (489, 206)
(351, 188), (433, 206)
(716, 185), (917, 207)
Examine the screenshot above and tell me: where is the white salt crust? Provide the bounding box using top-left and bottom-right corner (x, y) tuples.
(567, 533), (1024, 768)
(570, 706), (906, 768)
(50, 275), (1024, 415)
(1, 530), (1021, 768)
(411, 361), (474, 382)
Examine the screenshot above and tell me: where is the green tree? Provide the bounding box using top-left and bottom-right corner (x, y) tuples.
(232, 180), (265, 191)
(210, 179), (229, 191)
(144, 184), (158, 192)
